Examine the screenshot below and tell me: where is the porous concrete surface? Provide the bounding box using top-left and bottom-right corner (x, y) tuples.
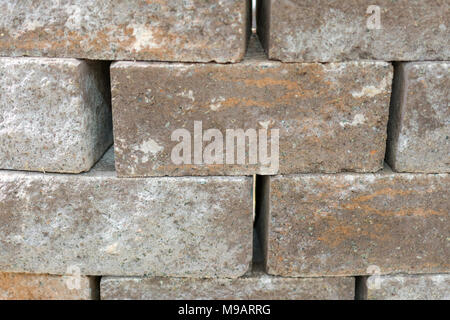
(259, 168), (450, 277)
(0, 148), (253, 277)
(0, 272), (98, 300)
(257, 0), (450, 62)
(0, 0), (251, 63)
(0, 57), (112, 173)
(111, 36), (392, 176)
(387, 62), (449, 173)
(361, 274), (450, 300)
(100, 270), (355, 300)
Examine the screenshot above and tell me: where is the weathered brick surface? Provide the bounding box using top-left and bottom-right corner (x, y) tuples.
(111, 37), (392, 176)
(0, 272), (98, 300)
(0, 0), (251, 63)
(0, 149), (253, 277)
(101, 270), (354, 300)
(360, 274), (450, 300)
(387, 62), (450, 173)
(257, 0), (450, 62)
(0, 57), (112, 173)
(258, 169), (450, 277)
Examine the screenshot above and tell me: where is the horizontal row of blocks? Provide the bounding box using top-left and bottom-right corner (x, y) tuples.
(1, 48), (449, 175)
(0, 1), (448, 62)
(1, 272), (449, 300)
(1, 149), (448, 278)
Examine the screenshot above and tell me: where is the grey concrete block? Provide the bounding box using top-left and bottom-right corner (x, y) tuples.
(387, 62), (450, 173)
(360, 274), (450, 300)
(0, 57), (112, 173)
(257, 0), (450, 62)
(111, 37), (392, 176)
(0, 148), (253, 277)
(259, 169), (450, 277)
(0, 0), (251, 63)
(101, 271), (355, 300)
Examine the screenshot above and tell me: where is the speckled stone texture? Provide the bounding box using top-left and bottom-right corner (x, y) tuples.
(0, 272), (98, 300)
(258, 169), (450, 277)
(387, 62), (450, 173)
(111, 37), (392, 176)
(0, 149), (253, 277)
(0, 0), (251, 63)
(0, 57), (112, 173)
(360, 274), (450, 300)
(100, 271), (354, 300)
(257, 0), (450, 62)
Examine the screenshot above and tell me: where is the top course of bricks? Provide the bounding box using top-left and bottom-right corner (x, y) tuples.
(2, 1), (449, 63)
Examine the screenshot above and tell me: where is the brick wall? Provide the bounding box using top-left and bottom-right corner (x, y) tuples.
(0, 1), (448, 300)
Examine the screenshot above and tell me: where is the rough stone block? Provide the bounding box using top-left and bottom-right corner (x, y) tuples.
(0, 57), (112, 173)
(101, 270), (354, 300)
(257, 0), (450, 62)
(0, 0), (251, 63)
(359, 274), (450, 300)
(111, 37), (392, 176)
(0, 272), (98, 300)
(0, 149), (253, 277)
(258, 169), (450, 277)
(387, 62), (450, 173)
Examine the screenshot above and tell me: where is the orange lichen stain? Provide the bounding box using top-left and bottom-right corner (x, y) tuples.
(352, 188), (412, 202)
(199, 97), (274, 110)
(93, 29), (112, 46)
(64, 31), (85, 51)
(383, 208), (444, 217)
(0, 272), (87, 300)
(146, 0), (167, 4)
(243, 78), (299, 90)
(316, 218), (391, 248)
(318, 98), (351, 113)
(13, 35), (53, 51)
(221, 97), (273, 108)
(342, 190), (445, 218)
(279, 88), (317, 102)
(341, 201), (444, 218)
(370, 150), (378, 155)
(344, 187), (445, 217)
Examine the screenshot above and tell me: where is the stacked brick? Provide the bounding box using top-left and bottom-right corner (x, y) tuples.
(0, 1), (448, 300)
(255, 0), (449, 301)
